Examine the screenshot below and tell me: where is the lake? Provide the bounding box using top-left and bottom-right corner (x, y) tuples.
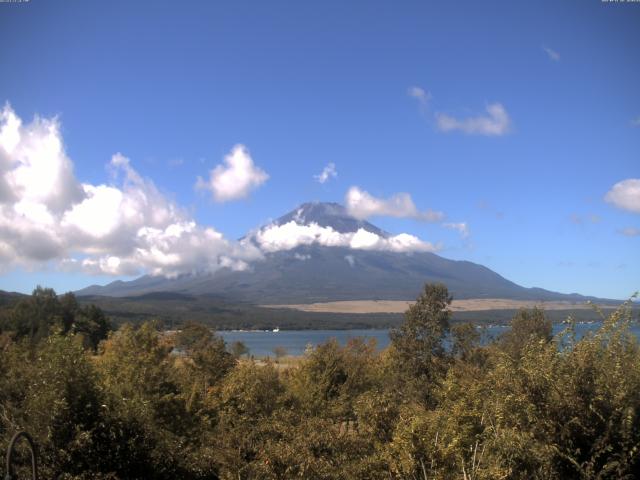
(218, 322), (640, 358)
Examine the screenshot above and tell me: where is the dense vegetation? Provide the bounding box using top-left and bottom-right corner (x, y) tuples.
(1, 284), (639, 479)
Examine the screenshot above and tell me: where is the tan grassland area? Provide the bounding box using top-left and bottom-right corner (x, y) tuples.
(262, 299), (613, 314)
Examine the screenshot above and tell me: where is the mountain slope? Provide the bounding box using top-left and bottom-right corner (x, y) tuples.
(274, 202), (388, 236)
(77, 202), (603, 303)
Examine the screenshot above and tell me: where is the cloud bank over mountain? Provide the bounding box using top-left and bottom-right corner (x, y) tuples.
(254, 221), (440, 254)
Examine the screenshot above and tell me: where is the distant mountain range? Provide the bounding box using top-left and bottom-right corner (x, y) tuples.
(77, 202), (607, 304)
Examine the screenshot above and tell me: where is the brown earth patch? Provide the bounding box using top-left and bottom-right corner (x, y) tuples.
(261, 299), (609, 314)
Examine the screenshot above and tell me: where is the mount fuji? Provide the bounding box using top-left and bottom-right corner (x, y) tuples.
(76, 202), (598, 304)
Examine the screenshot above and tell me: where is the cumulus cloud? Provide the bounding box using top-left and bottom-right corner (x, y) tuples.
(605, 179), (640, 214)
(345, 186), (444, 222)
(314, 163), (337, 184)
(196, 144), (268, 202)
(0, 104), (262, 276)
(0, 104), (84, 212)
(443, 222), (470, 238)
(436, 103), (512, 136)
(408, 86), (432, 108)
(618, 227), (640, 237)
(543, 46), (560, 62)
(254, 220), (440, 254)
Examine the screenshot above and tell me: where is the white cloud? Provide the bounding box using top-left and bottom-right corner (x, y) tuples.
(0, 104), (263, 276)
(314, 162), (337, 184)
(196, 144), (268, 202)
(408, 86), (432, 108)
(254, 220), (440, 254)
(294, 253), (311, 261)
(62, 184), (124, 239)
(436, 103), (512, 136)
(345, 186), (444, 222)
(605, 179), (640, 214)
(443, 222), (470, 238)
(618, 227), (640, 237)
(0, 104), (84, 212)
(543, 46), (560, 62)
(255, 221), (345, 252)
(344, 255), (355, 267)
(219, 255), (251, 272)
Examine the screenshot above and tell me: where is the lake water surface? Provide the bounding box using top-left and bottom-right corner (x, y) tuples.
(218, 322), (640, 358)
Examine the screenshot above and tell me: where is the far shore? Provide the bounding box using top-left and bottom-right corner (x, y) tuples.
(261, 298), (619, 314)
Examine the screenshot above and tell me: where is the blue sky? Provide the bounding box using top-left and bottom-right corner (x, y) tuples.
(0, 0), (638, 299)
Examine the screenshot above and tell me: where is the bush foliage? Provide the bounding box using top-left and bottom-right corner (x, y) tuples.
(1, 284), (639, 479)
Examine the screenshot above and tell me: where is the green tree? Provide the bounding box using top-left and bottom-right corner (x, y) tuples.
(389, 282), (452, 403)
(0, 288), (111, 348)
(59, 291), (79, 333)
(175, 321), (235, 413)
(451, 322), (481, 362)
(288, 337), (380, 422)
(97, 322), (198, 477)
(498, 307), (552, 358)
(230, 340), (249, 359)
(73, 304), (112, 350)
(215, 362), (285, 478)
(175, 321), (211, 352)
(4, 286), (62, 341)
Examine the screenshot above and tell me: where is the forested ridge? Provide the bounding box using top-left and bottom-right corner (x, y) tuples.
(1, 285), (639, 479)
